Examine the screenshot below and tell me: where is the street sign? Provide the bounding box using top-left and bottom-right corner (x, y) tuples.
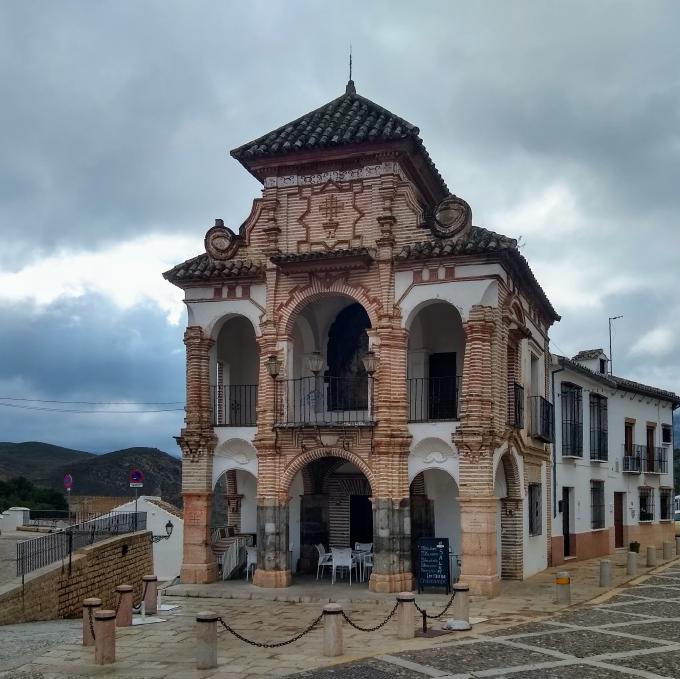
(129, 469), (144, 488)
(63, 474), (73, 490)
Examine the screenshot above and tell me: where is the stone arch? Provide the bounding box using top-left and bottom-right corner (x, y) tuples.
(404, 297), (463, 333)
(279, 278), (380, 337)
(280, 447), (376, 496)
(409, 436), (458, 484)
(213, 438), (258, 486)
(206, 310), (260, 341)
(495, 446), (524, 579)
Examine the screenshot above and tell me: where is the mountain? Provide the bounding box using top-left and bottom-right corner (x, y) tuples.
(0, 442), (182, 507)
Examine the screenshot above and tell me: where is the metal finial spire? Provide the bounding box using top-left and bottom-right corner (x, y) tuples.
(346, 44), (356, 95)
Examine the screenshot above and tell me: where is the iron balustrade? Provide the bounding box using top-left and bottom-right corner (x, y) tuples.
(407, 376), (461, 422)
(590, 480), (605, 529)
(508, 382), (524, 429)
(560, 384), (583, 456)
(274, 375), (374, 426)
(16, 511), (147, 579)
(212, 384), (258, 426)
(639, 488), (655, 522)
(622, 446), (641, 473)
(590, 429), (608, 461)
(530, 396), (554, 442)
(641, 445), (668, 474)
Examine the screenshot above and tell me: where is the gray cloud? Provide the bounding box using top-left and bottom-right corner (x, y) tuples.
(0, 0), (678, 451)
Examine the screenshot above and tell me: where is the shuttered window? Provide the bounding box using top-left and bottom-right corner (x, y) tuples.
(561, 383), (583, 456)
(528, 483), (542, 536)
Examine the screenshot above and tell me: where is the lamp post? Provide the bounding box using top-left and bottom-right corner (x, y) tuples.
(361, 351), (378, 419)
(608, 315), (623, 375)
(151, 520), (174, 543)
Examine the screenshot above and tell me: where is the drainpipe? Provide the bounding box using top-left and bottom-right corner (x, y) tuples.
(551, 361), (565, 519)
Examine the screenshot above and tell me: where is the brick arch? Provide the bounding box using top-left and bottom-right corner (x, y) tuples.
(496, 447), (522, 500)
(278, 277), (381, 336)
(280, 447), (376, 495)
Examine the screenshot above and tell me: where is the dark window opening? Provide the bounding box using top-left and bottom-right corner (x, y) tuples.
(591, 481), (605, 529)
(589, 394), (608, 461)
(660, 489), (672, 521)
(561, 383), (583, 456)
(599, 358), (607, 374)
(662, 425), (672, 445)
(639, 488), (654, 522)
(528, 483), (542, 536)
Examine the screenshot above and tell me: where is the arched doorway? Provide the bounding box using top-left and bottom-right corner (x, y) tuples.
(288, 455), (373, 580)
(410, 469), (461, 580)
(495, 450), (523, 580)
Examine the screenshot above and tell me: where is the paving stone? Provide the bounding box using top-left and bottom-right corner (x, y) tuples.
(485, 621), (563, 637)
(619, 585), (680, 600)
(606, 599), (680, 618)
(644, 575), (680, 586)
(551, 608), (648, 627)
(399, 641), (555, 672)
(510, 662), (633, 678)
(516, 628), (665, 658)
(610, 648), (680, 676)
(611, 619), (680, 642)
(291, 659), (428, 678)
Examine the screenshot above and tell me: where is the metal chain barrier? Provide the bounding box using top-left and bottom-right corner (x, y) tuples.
(88, 606), (96, 641)
(414, 590), (456, 619)
(216, 613), (323, 648)
(133, 581), (149, 610)
(114, 593), (122, 616)
(340, 602), (398, 632)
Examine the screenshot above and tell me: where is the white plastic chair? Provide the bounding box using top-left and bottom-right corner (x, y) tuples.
(363, 552), (373, 581)
(354, 542), (373, 552)
(353, 543), (372, 581)
(316, 544), (332, 580)
(331, 547), (358, 585)
(245, 546), (257, 580)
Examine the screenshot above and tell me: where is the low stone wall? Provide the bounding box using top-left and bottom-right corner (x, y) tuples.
(0, 530), (153, 626)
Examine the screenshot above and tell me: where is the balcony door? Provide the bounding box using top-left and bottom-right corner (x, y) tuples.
(646, 426), (655, 471)
(428, 352), (457, 420)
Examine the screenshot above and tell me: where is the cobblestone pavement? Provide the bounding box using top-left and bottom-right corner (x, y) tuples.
(294, 561), (680, 678)
(3, 557), (680, 678)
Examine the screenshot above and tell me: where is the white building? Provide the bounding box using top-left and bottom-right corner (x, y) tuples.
(111, 496), (183, 580)
(551, 349), (678, 564)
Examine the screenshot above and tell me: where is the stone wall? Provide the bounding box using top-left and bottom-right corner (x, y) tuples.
(0, 530), (153, 626)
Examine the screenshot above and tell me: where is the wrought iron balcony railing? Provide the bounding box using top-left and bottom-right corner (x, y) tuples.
(508, 382), (525, 429)
(590, 429), (608, 461)
(407, 376), (461, 422)
(640, 444), (668, 474)
(622, 447), (641, 473)
(274, 376), (374, 426)
(212, 384), (258, 426)
(530, 395), (554, 442)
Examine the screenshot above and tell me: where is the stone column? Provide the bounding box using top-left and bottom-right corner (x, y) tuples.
(179, 326), (218, 584)
(252, 498), (291, 588)
(370, 497), (412, 593)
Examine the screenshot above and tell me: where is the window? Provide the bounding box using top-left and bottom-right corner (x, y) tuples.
(530, 353), (541, 396)
(591, 480), (605, 529)
(660, 488), (672, 521)
(624, 422), (634, 455)
(561, 383), (583, 456)
(662, 424), (672, 446)
(639, 487), (654, 522)
(528, 483), (542, 536)
(599, 358), (607, 374)
(589, 395), (608, 461)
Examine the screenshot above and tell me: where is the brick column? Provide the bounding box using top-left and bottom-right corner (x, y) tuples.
(369, 322), (413, 593)
(179, 327), (218, 584)
(454, 306), (503, 597)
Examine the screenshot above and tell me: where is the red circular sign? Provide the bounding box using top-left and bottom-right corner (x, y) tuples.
(129, 469), (144, 484)
(63, 474), (73, 490)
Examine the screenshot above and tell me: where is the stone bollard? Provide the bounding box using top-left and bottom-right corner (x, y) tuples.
(555, 571), (571, 604)
(451, 583), (470, 623)
(627, 551), (638, 577)
(647, 546), (657, 568)
(676, 536), (680, 555)
(82, 598), (102, 647)
(396, 592), (415, 640)
(94, 610), (116, 665)
(115, 584), (134, 627)
(195, 611), (218, 670)
(663, 542), (674, 561)
(322, 603), (343, 657)
(599, 560), (613, 587)
(143, 575), (158, 615)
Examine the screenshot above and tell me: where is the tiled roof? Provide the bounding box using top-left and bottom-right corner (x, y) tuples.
(573, 348), (605, 361)
(163, 254), (264, 284)
(147, 498), (183, 520)
(396, 227), (560, 322)
(230, 83), (448, 197)
(271, 247), (374, 265)
(555, 355), (680, 406)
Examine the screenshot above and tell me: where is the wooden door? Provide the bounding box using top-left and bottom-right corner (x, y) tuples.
(646, 426), (655, 471)
(614, 493), (624, 548)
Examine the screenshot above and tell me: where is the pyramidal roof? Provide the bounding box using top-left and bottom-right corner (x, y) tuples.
(230, 81), (449, 197)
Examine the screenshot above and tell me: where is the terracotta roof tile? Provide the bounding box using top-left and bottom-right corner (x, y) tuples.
(163, 254), (264, 284)
(572, 349), (605, 361)
(147, 498), (183, 520)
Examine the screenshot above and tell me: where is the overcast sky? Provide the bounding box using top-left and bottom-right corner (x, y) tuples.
(1, 1), (678, 455)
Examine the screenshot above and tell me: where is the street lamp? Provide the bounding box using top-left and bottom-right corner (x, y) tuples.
(266, 354), (282, 379)
(306, 351), (325, 375)
(608, 315), (623, 375)
(151, 520), (174, 543)
(361, 350), (378, 376)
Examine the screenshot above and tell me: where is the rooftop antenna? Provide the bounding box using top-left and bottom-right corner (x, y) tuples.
(608, 315), (623, 375)
(346, 44), (356, 94)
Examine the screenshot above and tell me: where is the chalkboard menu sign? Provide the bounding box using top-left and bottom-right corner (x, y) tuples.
(416, 537), (450, 593)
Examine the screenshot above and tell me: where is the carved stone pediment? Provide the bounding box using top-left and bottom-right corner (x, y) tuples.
(204, 219), (241, 260)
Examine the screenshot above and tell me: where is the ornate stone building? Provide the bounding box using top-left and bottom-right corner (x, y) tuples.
(164, 80), (560, 595)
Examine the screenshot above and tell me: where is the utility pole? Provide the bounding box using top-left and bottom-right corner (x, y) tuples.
(608, 315), (623, 375)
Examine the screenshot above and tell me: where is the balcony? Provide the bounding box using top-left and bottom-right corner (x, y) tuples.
(622, 447), (641, 473)
(508, 382), (524, 429)
(561, 422), (583, 458)
(641, 445), (668, 474)
(212, 385), (258, 426)
(590, 429), (608, 462)
(274, 376), (374, 426)
(407, 376), (461, 422)
(530, 396), (554, 442)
